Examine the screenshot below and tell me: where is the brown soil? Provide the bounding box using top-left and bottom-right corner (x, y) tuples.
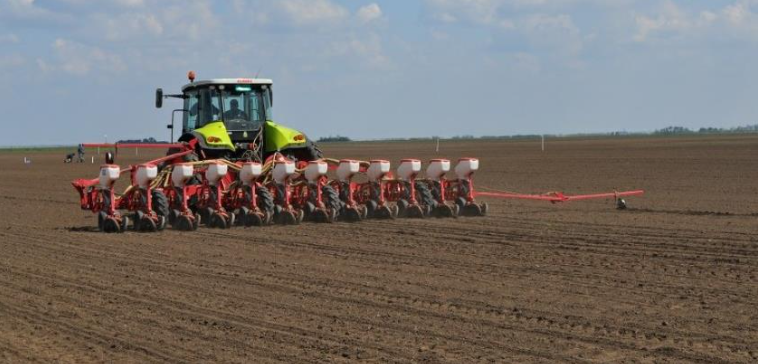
(1, 135), (757, 363)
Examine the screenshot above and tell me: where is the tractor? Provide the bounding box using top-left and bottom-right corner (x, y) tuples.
(74, 71), (646, 234)
(156, 71), (322, 163)
(71, 72), (642, 233)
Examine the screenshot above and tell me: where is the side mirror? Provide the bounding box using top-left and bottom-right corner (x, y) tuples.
(155, 88), (163, 108)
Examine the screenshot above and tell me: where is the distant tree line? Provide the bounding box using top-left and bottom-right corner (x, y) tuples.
(122, 123), (750, 145)
(317, 135), (352, 142)
(430, 124), (758, 141)
(654, 124), (758, 135)
(115, 137), (169, 144)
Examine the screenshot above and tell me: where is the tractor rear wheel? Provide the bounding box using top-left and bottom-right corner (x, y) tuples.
(280, 140), (323, 163)
(166, 147), (199, 162)
(152, 190), (170, 218)
(256, 187), (275, 224)
(414, 181), (436, 216)
(322, 185), (342, 219)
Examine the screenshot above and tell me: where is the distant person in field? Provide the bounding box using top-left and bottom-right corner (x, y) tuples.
(223, 99), (248, 120)
(77, 144), (84, 163)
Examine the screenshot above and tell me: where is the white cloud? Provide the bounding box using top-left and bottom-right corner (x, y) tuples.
(327, 33), (391, 70)
(633, 0), (758, 43)
(113, 0), (144, 6)
(82, 1), (217, 43)
(95, 12), (163, 41)
(722, 1), (758, 35)
(356, 3), (383, 24)
(6, 0), (35, 6)
(433, 12), (457, 23)
(14, 0), (393, 83)
(429, 29), (450, 41)
(0, 0), (72, 23)
(276, 0), (348, 26)
(53, 0), (144, 7)
(224, 0), (349, 30)
(0, 33), (20, 43)
(485, 51), (541, 73)
(35, 58), (51, 73)
(424, 0), (586, 55)
(633, 1), (692, 42)
(0, 54), (25, 69)
(512, 52), (541, 73)
(158, 1), (218, 41)
(522, 13), (583, 55)
(50, 39), (126, 75)
(425, 0), (502, 25)
(424, 0), (629, 25)
(523, 13), (577, 32)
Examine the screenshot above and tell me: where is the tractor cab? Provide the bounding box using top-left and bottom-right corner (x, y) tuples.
(181, 78), (271, 143)
(156, 72), (321, 162)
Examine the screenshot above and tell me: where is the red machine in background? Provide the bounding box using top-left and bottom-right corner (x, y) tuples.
(72, 144), (643, 233)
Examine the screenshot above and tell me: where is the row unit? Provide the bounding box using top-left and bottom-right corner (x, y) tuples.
(97, 157), (480, 189)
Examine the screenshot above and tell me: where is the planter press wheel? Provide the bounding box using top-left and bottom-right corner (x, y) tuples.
(102, 216), (121, 233)
(244, 211), (265, 227)
(404, 204), (425, 219)
(343, 207), (362, 222)
(175, 214), (195, 231)
(199, 207), (214, 226)
(276, 210), (300, 225)
(209, 212), (233, 229)
(461, 203), (483, 217)
(434, 204), (457, 218)
(97, 211), (107, 231)
(139, 215), (158, 232)
(373, 205), (394, 219)
(309, 208), (330, 223)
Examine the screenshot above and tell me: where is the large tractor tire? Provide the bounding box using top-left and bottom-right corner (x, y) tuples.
(152, 190), (170, 218)
(165, 147), (200, 162)
(257, 187), (276, 223)
(322, 184), (343, 219)
(280, 140), (324, 163)
(414, 181), (437, 216)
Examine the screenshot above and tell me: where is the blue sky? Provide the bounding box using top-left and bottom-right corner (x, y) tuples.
(1, 0), (757, 146)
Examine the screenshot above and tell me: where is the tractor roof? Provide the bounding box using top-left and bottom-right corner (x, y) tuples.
(182, 78), (273, 91)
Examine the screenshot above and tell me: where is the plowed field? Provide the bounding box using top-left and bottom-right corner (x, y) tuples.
(1, 136), (757, 363)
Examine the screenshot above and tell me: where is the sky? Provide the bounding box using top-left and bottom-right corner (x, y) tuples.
(1, 0), (757, 146)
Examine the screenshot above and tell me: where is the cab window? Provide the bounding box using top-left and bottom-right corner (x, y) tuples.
(183, 90), (199, 132)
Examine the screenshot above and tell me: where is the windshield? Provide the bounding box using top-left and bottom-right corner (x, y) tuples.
(184, 85), (271, 132)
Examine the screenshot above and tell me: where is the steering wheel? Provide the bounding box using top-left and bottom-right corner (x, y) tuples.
(226, 118), (249, 130)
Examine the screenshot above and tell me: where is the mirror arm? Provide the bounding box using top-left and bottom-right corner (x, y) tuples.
(169, 109), (188, 143)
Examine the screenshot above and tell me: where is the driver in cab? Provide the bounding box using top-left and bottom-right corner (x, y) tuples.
(224, 99), (248, 120)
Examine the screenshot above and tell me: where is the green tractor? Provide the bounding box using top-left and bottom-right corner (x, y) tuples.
(156, 72), (322, 163)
